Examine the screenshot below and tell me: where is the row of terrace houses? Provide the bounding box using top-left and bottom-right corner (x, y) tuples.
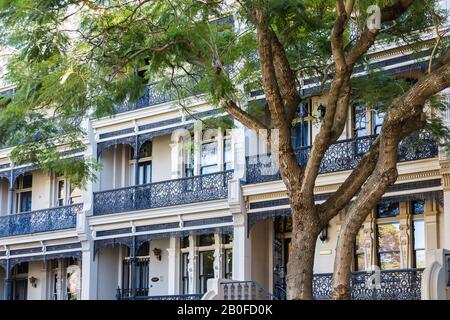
(0, 10), (450, 301)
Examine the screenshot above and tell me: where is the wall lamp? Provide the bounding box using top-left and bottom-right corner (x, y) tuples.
(318, 104), (326, 118)
(319, 224), (329, 243)
(153, 248), (162, 261)
(29, 276), (38, 288)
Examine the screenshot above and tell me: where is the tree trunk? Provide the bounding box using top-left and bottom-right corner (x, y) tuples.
(331, 226), (357, 299)
(286, 209), (320, 300)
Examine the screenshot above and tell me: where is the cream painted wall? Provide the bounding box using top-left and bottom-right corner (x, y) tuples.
(314, 216), (340, 274)
(250, 219), (270, 290)
(31, 171), (51, 211)
(97, 246), (120, 300)
(100, 148), (116, 191)
(148, 239), (169, 295)
(152, 135), (172, 182)
(0, 179), (9, 215)
(27, 261), (47, 300)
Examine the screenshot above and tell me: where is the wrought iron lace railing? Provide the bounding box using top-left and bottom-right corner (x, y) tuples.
(116, 288), (203, 300)
(312, 268), (424, 300)
(0, 203), (82, 237)
(93, 170), (233, 216)
(246, 131), (438, 185)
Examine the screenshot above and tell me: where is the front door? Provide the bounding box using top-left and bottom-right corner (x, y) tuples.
(12, 278), (28, 300)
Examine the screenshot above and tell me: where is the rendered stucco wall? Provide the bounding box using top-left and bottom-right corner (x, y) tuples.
(148, 239), (170, 295)
(31, 171), (51, 210)
(27, 261), (46, 300)
(250, 219), (270, 290)
(97, 246), (120, 300)
(152, 135), (172, 182)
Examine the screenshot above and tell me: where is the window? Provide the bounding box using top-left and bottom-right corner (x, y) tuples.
(224, 249), (233, 279)
(140, 141), (152, 158)
(412, 200), (424, 215)
(198, 234), (215, 247)
(413, 219), (425, 268)
(57, 180), (65, 206)
(201, 141), (218, 174)
(184, 136), (194, 177)
(373, 111), (385, 135)
(56, 177), (82, 206)
(353, 104), (367, 138)
(377, 202), (400, 218)
(377, 222), (401, 270)
(354, 228), (366, 271)
(223, 138), (233, 171)
(138, 161), (152, 185)
(181, 236), (190, 249)
(292, 102), (310, 149)
(181, 253), (189, 294)
(198, 251), (215, 293)
(121, 245), (150, 298)
(15, 175), (32, 213)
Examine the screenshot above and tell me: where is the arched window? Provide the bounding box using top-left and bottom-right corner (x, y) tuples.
(139, 141), (152, 159)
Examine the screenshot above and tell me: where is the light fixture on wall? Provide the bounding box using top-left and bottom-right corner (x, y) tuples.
(153, 248), (162, 261)
(318, 104), (326, 118)
(319, 224), (328, 243)
(29, 276), (38, 288)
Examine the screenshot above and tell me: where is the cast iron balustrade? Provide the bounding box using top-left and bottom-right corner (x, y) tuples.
(114, 79), (203, 114)
(246, 131), (438, 184)
(312, 268), (423, 300)
(116, 288), (203, 300)
(0, 203), (82, 237)
(222, 281), (277, 300)
(93, 170), (233, 216)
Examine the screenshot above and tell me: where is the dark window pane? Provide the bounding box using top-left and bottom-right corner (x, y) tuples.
(354, 104), (367, 138)
(181, 253), (189, 294)
(139, 141), (152, 158)
(199, 251), (215, 293)
(198, 234), (215, 247)
(22, 175), (32, 189)
(137, 242), (149, 256)
(412, 200), (424, 215)
(224, 249), (233, 279)
(224, 138), (233, 170)
(19, 191), (32, 212)
(181, 236), (190, 249)
(201, 141), (217, 174)
(373, 111), (385, 135)
(377, 202), (400, 218)
(222, 234), (233, 244)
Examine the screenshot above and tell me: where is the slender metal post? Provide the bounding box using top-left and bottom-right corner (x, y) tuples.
(134, 136), (140, 186)
(4, 259), (11, 300)
(8, 169), (14, 215)
(130, 236), (137, 299)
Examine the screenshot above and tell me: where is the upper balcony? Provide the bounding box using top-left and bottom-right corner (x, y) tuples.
(93, 170), (233, 216)
(245, 131), (439, 185)
(0, 164), (84, 238)
(0, 203), (82, 238)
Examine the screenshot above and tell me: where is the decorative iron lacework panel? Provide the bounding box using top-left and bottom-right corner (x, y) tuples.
(447, 254), (450, 287)
(94, 226), (233, 256)
(246, 132), (437, 185)
(93, 170), (233, 216)
(311, 269), (423, 300)
(117, 292), (204, 300)
(0, 204), (82, 238)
